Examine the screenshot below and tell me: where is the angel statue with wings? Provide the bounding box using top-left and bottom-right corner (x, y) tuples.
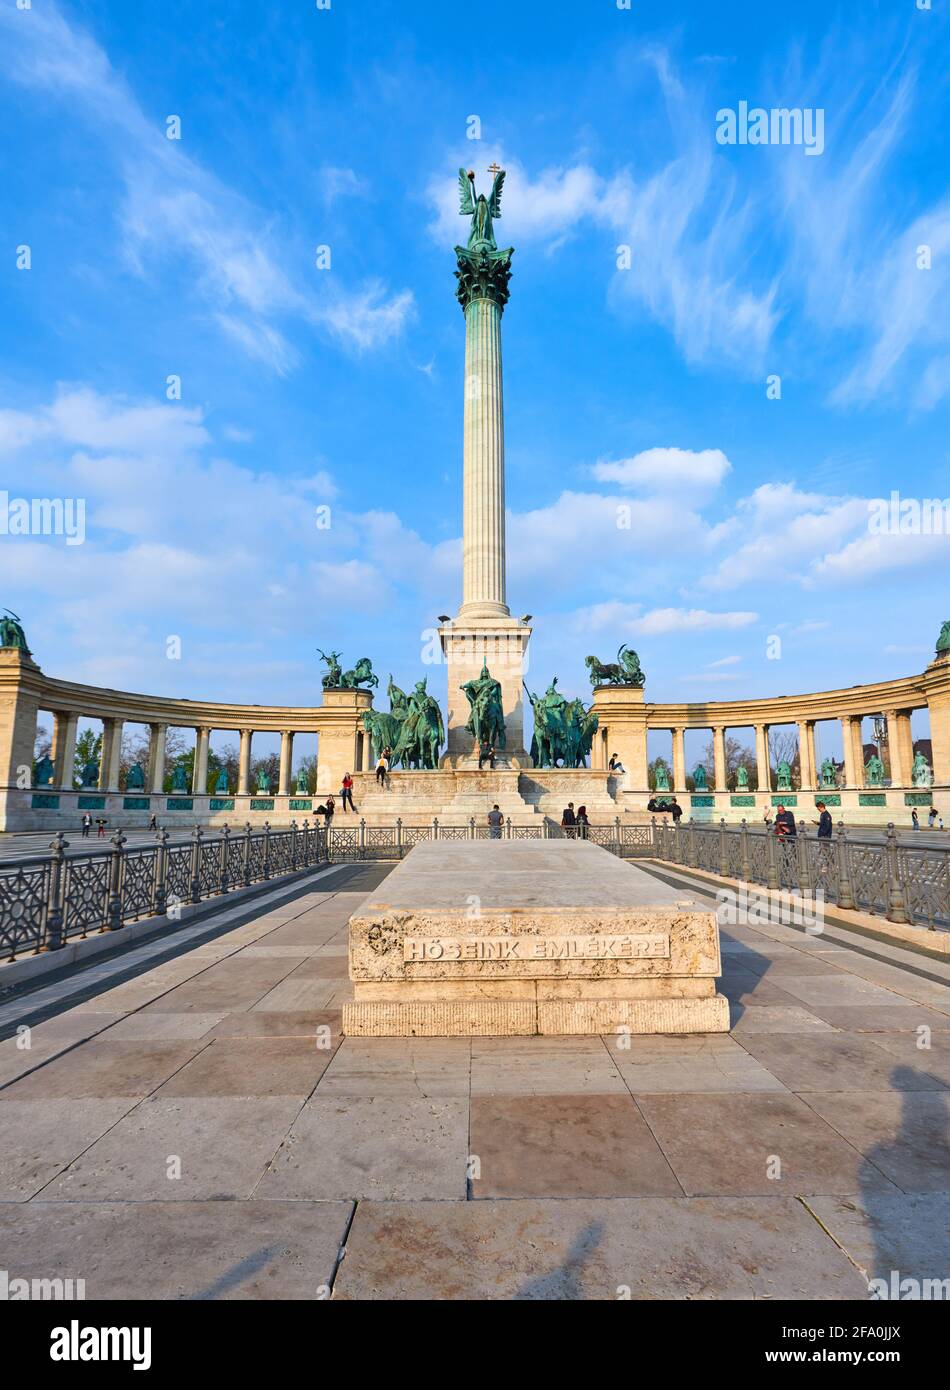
(454, 166), (514, 311)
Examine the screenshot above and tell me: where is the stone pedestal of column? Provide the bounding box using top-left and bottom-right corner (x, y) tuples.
(440, 617), (531, 763)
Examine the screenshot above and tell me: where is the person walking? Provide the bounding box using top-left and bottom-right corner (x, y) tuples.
(560, 802), (576, 837)
(81, 812), (92, 838)
(911, 808), (920, 831)
(341, 774), (356, 813)
(575, 805), (590, 839)
(148, 813), (157, 831)
(814, 801), (833, 838)
(487, 804), (504, 839)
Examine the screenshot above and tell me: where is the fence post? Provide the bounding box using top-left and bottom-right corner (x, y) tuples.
(613, 815), (621, 855)
(219, 826), (230, 894)
(543, 819), (550, 839)
(835, 823), (855, 910)
(396, 817), (403, 856)
(884, 823), (909, 924)
(44, 830), (68, 952)
(764, 825), (779, 891)
(107, 829), (127, 929)
(469, 816), (476, 840)
(154, 828), (169, 915)
(242, 822), (252, 887)
(506, 816), (512, 840)
(739, 819), (751, 883)
(432, 817), (439, 841)
(290, 819), (298, 870)
(796, 821), (812, 896)
(650, 815), (657, 856)
(189, 826), (203, 904)
(718, 817), (728, 877)
(687, 819), (697, 869)
(359, 818), (366, 857)
(262, 822), (272, 880)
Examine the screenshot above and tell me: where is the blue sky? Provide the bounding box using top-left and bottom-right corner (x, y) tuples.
(2, 0), (949, 758)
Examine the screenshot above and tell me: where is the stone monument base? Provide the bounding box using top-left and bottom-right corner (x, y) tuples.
(342, 839), (729, 1037)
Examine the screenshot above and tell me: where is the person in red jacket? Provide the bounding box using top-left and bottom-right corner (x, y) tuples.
(341, 773), (356, 813)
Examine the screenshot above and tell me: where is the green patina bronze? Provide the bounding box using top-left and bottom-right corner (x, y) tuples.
(0, 610), (28, 651)
(214, 768), (229, 794)
(864, 754), (885, 787)
(654, 761), (671, 792)
(585, 645), (645, 689)
(362, 674), (445, 770)
(464, 663), (507, 751)
(170, 763), (190, 793)
(34, 754), (55, 787)
(527, 678), (597, 768)
(295, 767), (309, 795)
(318, 648), (378, 691)
(736, 764), (750, 789)
(455, 167), (513, 312)
(79, 760), (99, 789)
(692, 764), (709, 791)
(125, 762), (146, 791)
(776, 760), (793, 791)
(936, 620), (950, 654)
(912, 751), (932, 787)
(820, 757), (837, 789)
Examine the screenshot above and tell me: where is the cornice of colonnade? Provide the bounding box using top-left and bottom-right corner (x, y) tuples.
(28, 667), (367, 733)
(643, 664), (947, 729)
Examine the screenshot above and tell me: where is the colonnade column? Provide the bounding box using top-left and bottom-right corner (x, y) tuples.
(713, 726), (727, 791)
(797, 719), (815, 790)
(806, 721), (818, 791)
(851, 716), (867, 787)
(149, 724), (166, 795)
(279, 731), (294, 796)
(841, 716), (859, 788)
(193, 727), (210, 797)
(755, 724), (771, 793)
(51, 711), (78, 791)
(238, 730), (253, 796)
(672, 727), (686, 793)
(99, 718), (123, 792)
(891, 710), (914, 787)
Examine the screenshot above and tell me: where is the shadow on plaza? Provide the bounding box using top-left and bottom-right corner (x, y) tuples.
(0, 861), (394, 1043)
(513, 1221), (606, 1300)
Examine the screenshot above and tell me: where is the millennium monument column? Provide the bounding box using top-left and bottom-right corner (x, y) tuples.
(440, 166), (531, 763)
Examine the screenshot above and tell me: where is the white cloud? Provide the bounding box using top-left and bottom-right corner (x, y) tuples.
(570, 601), (757, 636)
(592, 447), (732, 494)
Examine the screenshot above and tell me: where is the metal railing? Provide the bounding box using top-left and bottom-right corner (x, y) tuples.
(0, 821), (329, 962)
(650, 818), (949, 932)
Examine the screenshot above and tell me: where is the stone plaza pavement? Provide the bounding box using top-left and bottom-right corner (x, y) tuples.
(0, 858), (948, 1300)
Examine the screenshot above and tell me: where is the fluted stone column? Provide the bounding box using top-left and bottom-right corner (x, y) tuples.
(193, 727), (210, 797)
(755, 724), (771, 792)
(672, 727), (686, 792)
(459, 296), (507, 619)
(797, 719), (815, 789)
(279, 731), (294, 796)
(712, 726), (727, 791)
(238, 729), (252, 796)
(51, 711), (78, 791)
(841, 716), (859, 788)
(99, 718), (123, 792)
(149, 723), (166, 794)
(892, 709), (915, 787)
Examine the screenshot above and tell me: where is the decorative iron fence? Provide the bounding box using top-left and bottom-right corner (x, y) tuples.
(0, 822), (329, 962)
(650, 818), (949, 932)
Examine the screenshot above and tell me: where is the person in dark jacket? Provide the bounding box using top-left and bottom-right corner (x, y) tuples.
(670, 799), (683, 824)
(815, 802), (833, 838)
(774, 803), (796, 836)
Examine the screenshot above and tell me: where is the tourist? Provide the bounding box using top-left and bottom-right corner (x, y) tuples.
(324, 793), (335, 824)
(575, 805), (590, 839)
(340, 773), (356, 812)
(487, 804), (503, 839)
(96, 818), (106, 838)
(928, 806), (938, 828)
(774, 803), (796, 837)
(762, 806), (773, 829)
(375, 751), (388, 786)
(646, 796), (658, 812)
(670, 799), (683, 825)
(81, 812), (92, 838)
(608, 753), (625, 774)
(560, 801), (576, 837)
(478, 739), (495, 770)
(814, 802), (833, 838)
(148, 813), (157, 831)
(912, 808), (920, 831)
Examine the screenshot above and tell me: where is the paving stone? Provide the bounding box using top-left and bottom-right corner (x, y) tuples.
(610, 1035), (787, 1093)
(636, 1092), (899, 1197)
(805, 1004), (950, 1033)
(730, 1005), (837, 1034)
(104, 1012), (226, 1040)
(258, 1095), (469, 1200)
(157, 1037), (334, 1097)
(209, 1010), (342, 1039)
(316, 1038), (470, 1097)
(0, 1098), (139, 1199)
(0, 1040), (205, 1100)
(333, 1196), (867, 1300)
(39, 1095), (301, 1200)
(776, 975), (914, 1008)
(804, 1090), (950, 1191)
(736, 1032), (948, 1092)
(806, 1193), (950, 1285)
(470, 1094), (682, 1198)
(471, 1037), (627, 1096)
